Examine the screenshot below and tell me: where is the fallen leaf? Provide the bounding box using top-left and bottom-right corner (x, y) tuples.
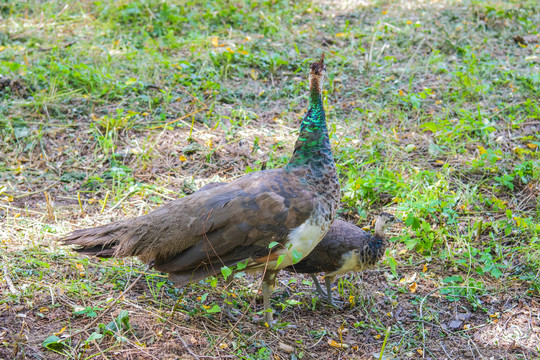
(328, 339), (349, 348)
(179, 155), (187, 162)
(423, 264), (428, 272)
(279, 342), (294, 353)
(526, 143), (537, 149)
(54, 327), (66, 336)
(409, 282), (418, 293)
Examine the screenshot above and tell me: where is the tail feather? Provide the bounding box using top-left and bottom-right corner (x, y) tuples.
(62, 223), (126, 257)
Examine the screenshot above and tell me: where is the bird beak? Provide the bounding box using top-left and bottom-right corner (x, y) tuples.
(395, 218), (403, 224)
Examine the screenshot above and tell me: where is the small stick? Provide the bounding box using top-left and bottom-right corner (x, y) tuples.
(62, 271), (144, 342)
(176, 333), (228, 359)
(100, 191), (110, 215)
(77, 192), (84, 216)
(2, 257), (19, 295)
(44, 191), (54, 219)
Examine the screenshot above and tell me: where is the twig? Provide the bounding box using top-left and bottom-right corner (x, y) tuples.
(398, 38), (426, 82)
(44, 191), (54, 219)
(106, 191), (133, 213)
(37, 40), (77, 52)
(77, 192), (84, 216)
(13, 182), (57, 199)
(62, 271), (144, 342)
(148, 86), (208, 130)
(2, 257), (19, 295)
(176, 333), (231, 359)
(100, 190), (110, 214)
(0, 203), (46, 216)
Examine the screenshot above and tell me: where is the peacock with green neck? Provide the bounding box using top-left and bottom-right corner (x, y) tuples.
(287, 54), (334, 176)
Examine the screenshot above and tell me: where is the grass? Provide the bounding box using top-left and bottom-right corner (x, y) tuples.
(1, 0), (539, 359)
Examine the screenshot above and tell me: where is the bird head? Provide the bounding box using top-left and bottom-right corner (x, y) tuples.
(374, 212), (401, 235)
(309, 53), (326, 94)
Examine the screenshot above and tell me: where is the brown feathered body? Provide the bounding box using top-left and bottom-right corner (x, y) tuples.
(285, 219), (388, 277)
(64, 166), (340, 285)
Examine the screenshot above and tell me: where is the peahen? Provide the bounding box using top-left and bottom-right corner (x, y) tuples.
(62, 54), (340, 323)
(285, 213), (400, 306)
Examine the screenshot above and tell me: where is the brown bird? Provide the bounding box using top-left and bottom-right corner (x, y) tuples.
(285, 213), (400, 306)
(62, 54), (340, 323)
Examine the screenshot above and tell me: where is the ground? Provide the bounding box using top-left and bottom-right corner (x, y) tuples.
(0, 0), (539, 359)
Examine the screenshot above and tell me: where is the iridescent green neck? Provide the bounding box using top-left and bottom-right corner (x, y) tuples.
(287, 81), (332, 170)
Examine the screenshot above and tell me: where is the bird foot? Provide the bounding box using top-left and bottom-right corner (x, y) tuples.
(222, 305), (243, 322)
(327, 297), (345, 309)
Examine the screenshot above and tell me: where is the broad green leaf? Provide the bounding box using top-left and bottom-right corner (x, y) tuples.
(85, 332), (103, 344)
(221, 266), (232, 280)
(442, 275), (463, 283)
(236, 260), (248, 270)
(268, 241), (279, 249)
(276, 254), (285, 268)
(292, 249), (303, 264)
(205, 304), (221, 313)
(43, 335), (63, 350)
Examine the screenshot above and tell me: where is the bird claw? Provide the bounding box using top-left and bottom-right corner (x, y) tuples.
(327, 297), (345, 309)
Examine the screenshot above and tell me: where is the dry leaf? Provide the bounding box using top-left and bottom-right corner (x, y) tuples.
(54, 327), (67, 336)
(328, 339), (349, 349)
(335, 33), (346, 37)
(422, 263), (428, 272)
(179, 155), (187, 162)
(526, 143), (537, 149)
(225, 47), (234, 53)
(279, 342), (294, 353)
(478, 146), (487, 155)
(409, 282), (418, 293)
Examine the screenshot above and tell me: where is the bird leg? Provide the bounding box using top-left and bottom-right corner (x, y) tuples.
(310, 274), (328, 297)
(262, 270), (278, 324)
(223, 275), (241, 321)
(324, 275), (343, 307)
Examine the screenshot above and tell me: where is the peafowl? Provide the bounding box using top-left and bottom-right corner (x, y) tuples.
(62, 54), (340, 323)
(285, 213), (400, 306)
